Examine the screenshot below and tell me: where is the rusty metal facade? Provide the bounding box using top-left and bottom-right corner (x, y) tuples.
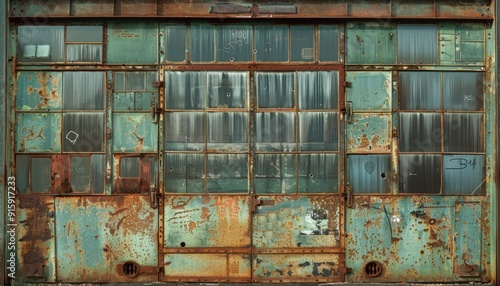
(3, 0), (498, 285)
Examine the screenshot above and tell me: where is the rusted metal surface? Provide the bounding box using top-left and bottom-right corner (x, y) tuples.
(112, 113), (157, 152)
(16, 72), (61, 111)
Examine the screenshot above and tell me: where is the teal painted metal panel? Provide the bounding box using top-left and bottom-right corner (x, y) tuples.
(16, 113), (61, 152)
(346, 72), (392, 111)
(107, 22), (158, 64)
(16, 72), (62, 111)
(440, 23), (485, 65)
(112, 113), (158, 152)
(454, 202), (482, 278)
(346, 114), (392, 153)
(113, 92), (156, 111)
(346, 22), (396, 65)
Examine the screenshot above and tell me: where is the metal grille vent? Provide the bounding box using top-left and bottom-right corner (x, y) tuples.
(122, 261), (140, 278)
(364, 261), (382, 277)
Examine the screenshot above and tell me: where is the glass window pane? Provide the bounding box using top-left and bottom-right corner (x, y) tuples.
(190, 24), (215, 62)
(399, 113), (441, 152)
(298, 71), (338, 109)
(207, 113), (248, 151)
(319, 25), (338, 62)
(397, 24), (438, 64)
(443, 155), (484, 195)
(298, 154), (338, 193)
(443, 72), (483, 111)
(254, 25), (288, 62)
(16, 155), (29, 193)
(63, 112), (104, 152)
(255, 154), (296, 194)
(165, 25), (186, 62)
(31, 157), (51, 193)
(348, 155), (390, 193)
(165, 112), (204, 151)
(208, 72), (247, 108)
(255, 112), (296, 151)
(444, 113), (484, 152)
(207, 154), (248, 193)
(66, 44), (102, 62)
(70, 156), (91, 193)
(400, 72), (441, 110)
(18, 26), (64, 62)
(399, 154), (441, 194)
(165, 154), (205, 193)
(290, 26), (314, 62)
(166, 72), (206, 109)
(216, 25), (252, 62)
(120, 157), (140, 177)
(125, 72), (146, 91)
(114, 72), (125, 91)
(67, 26), (102, 42)
(256, 72), (295, 108)
(91, 154), (104, 194)
(299, 112), (338, 151)
(63, 72), (104, 110)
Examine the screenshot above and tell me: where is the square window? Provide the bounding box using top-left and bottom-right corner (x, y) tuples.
(399, 154), (441, 194)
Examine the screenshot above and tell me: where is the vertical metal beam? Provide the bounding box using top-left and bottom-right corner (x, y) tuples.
(496, 0), (500, 283)
(0, 0), (7, 283)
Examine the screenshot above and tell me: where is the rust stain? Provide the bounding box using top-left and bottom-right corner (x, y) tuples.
(20, 126), (45, 152)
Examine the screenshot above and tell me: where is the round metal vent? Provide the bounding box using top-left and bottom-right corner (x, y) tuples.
(364, 261), (383, 277)
(122, 261), (140, 278)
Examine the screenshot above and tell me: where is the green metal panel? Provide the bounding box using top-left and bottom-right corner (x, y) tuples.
(454, 202), (482, 278)
(113, 92), (155, 111)
(440, 22), (485, 65)
(16, 72), (62, 111)
(346, 72), (391, 111)
(112, 113), (157, 152)
(346, 114), (392, 153)
(16, 113), (61, 152)
(107, 22), (158, 64)
(346, 22), (396, 65)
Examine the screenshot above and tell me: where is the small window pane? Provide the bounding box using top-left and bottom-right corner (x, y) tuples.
(166, 72), (206, 109)
(348, 155), (390, 193)
(443, 155), (484, 195)
(67, 26), (102, 42)
(400, 72), (441, 110)
(114, 72), (125, 91)
(443, 72), (483, 111)
(216, 25), (252, 62)
(208, 72), (247, 108)
(399, 113), (441, 152)
(63, 72), (104, 110)
(444, 113), (484, 152)
(92, 154), (104, 194)
(298, 71), (338, 109)
(290, 26), (314, 62)
(255, 112), (296, 151)
(31, 157), (51, 193)
(319, 25), (339, 62)
(207, 154), (248, 193)
(165, 154), (205, 193)
(399, 154), (441, 194)
(66, 44), (102, 62)
(16, 155), (29, 193)
(298, 154), (338, 193)
(120, 157), (140, 177)
(299, 112), (338, 151)
(166, 25), (186, 62)
(254, 25), (288, 62)
(63, 112), (104, 152)
(126, 72), (146, 91)
(207, 113), (248, 151)
(190, 24), (215, 62)
(165, 112), (204, 151)
(255, 154), (296, 194)
(256, 72), (295, 108)
(18, 26), (64, 62)
(397, 24), (438, 64)
(70, 156), (91, 193)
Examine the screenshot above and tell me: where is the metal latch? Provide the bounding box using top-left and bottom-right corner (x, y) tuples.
(342, 185), (353, 208)
(251, 196), (275, 213)
(150, 187), (159, 209)
(151, 97), (161, 124)
(344, 101), (353, 123)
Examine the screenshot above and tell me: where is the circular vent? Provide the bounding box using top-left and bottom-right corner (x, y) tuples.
(122, 261), (140, 278)
(364, 261), (383, 277)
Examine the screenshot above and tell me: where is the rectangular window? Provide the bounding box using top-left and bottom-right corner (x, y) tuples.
(255, 154), (296, 194)
(216, 25), (252, 62)
(256, 72), (295, 108)
(290, 26), (314, 62)
(66, 26), (103, 63)
(254, 25), (289, 62)
(348, 155), (390, 194)
(190, 24), (215, 62)
(319, 25), (339, 62)
(165, 25), (186, 62)
(397, 24), (438, 64)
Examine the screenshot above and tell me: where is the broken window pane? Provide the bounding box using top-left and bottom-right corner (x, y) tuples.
(91, 154), (104, 194)
(399, 154), (441, 194)
(290, 26), (314, 62)
(120, 157), (140, 177)
(400, 72), (441, 110)
(256, 72), (295, 108)
(16, 155), (29, 193)
(298, 71), (338, 109)
(165, 153), (205, 193)
(70, 156), (91, 193)
(443, 72), (483, 111)
(298, 154), (338, 193)
(444, 113), (484, 152)
(18, 26), (64, 62)
(255, 154), (296, 194)
(165, 25), (186, 62)
(254, 25), (288, 62)
(164, 112), (204, 151)
(207, 154), (248, 193)
(216, 25), (252, 62)
(166, 72), (206, 109)
(348, 155), (390, 193)
(255, 112), (296, 151)
(319, 25), (339, 62)
(32, 157), (52, 193)
(207, 113), (248, 151)
(63, 112), (104, 152)
(190, 24), (215, 62)
(399, 113), (441, 152)
(299, 112), (338, 151)
(208, 72), (247, 108)
(443, 154), (484, 195)
(398, 24), (438, 64)
(67, 26), (102, 43)
(66, 44), (102, 62)
(63, 72), (104, 110)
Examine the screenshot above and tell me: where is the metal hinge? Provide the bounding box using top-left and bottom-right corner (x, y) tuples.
(152, 81), (164, 88)
(342, 81), (352, 88)
(251, 196), (275, 213)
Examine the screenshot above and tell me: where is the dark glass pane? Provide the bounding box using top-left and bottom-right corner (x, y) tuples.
(165, 25), (186, 62)
(166, 72), (206, 109)
(63, 112), (104, 152)
(208, 72), (247, 108)
(207, 113), (248, 151)
(256, 72), (295, 108)
(255, 154), (296, 194)
(67, 26), (102, 42)
(190, 24), (215, 62)
(400, 72), (440, 110)
(443, 72), (483, 111)
(255, 112), (296, 151)
(399, 113), (441, 152)
(216, 25), (252, 62)
(207, 154), (248, 193)
(63, 72), (104, 110)
(18, 26), (64, 62)
(444, 113), (484, 152)
(165, 112), (204, 151)
(290, 26), (314, 62)
(254, 25), (288, 62)
(16, 155), (29, 193)
(70, 156), (91, 193)
(298, 71), (338, 109)
(91, 154), (104, 194)
(66, 44), (102, 62)
(397, 24), (438, 64)
(165, 153), (205, 193)
(443, 154), (484, 195)
(120, 157), (140, 177)
(125, 72), (146, 91)
(299, 112), (338, 151)
(399, 154), (441, 194)
(31, 157), (51, 193)
(348, 155), (390, 193)
(319, 25), (339, 62)
(114, 72), (125, 91)
(298, 154), (338, 193)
